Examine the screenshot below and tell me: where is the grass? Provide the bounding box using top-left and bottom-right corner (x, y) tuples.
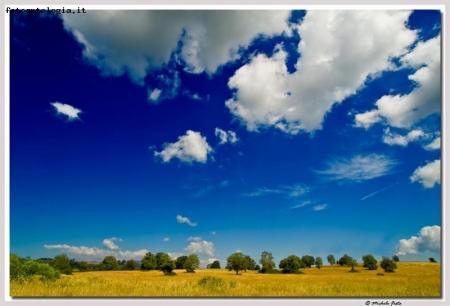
(10, 262), (441, 297)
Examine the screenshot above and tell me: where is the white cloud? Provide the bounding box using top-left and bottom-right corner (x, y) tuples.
(167, 252), (184, 260)
(424, 137), (440, 150)
(210, 231), (216, 235)
(44, 243), (149, 260)
(382, 128), (427, 146)
(62, 11), (291, 84)
(354, 110), (382, 129)
(245, 184), (308, 198)
(226, 11), (416, 134)
(313, 204), (327, 211)
(102, 237), (122, 250)
(184, 240), (215, 257)
(148, 88), (162, 102)
(187, 236), (202, 241)
(290, 200), (311, 209)
(410, 159), (440, 188)
(316, 154), (397, 182)
(360, 188), (387, 201)
(396, 225), (440, 255)
(154, 130), (213, 164)
(176, 215), (197, 227)
(51, 102), (82, 120)
(163, 237), (170, 242)
(355, 35), (440, 129)
(215, 128), (239, 145)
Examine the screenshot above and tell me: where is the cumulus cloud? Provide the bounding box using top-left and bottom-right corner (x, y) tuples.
(62, 11), (291, 84)
(424, 136), (440, 150)
(184, 240), (215, 257)
(103, 237), (122, 250)
(396, 225), (440, 255)
(51, 102), (82, 121)
(355, 34), (440, 129)
(316, 154), (397, 182)
(226, 11), (416, 134)
(382, 128), (428, 146)
(44, 243), (149, 260)
(154, 130), (213, 164)
(215, 128), (239, 144)
(176, 215), (197, 227)
(410, 159), (440, 188)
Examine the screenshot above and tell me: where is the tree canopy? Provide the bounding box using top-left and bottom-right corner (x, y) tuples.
(362, 254), (378, 270)
(279, 255), (304, 274)
(259, 251), (276, 273)
(327, 254), (336, 265)
(141, 252), (157, 270)
(184, 254), (200, 273)
(227, 252), (248, 275)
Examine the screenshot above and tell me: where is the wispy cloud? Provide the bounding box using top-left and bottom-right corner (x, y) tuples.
(245, 184), (308, 197)
(163, 237), (170, 242)
(290, 200), (311, 209)
(313, 204), (327, 211)
(316, 154), (398, 182)
(215, 128), (239, 145)
(360, 188), (388, 201)
(176, 214), (197, 227)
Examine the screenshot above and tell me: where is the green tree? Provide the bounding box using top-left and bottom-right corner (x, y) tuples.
(338, 254), (352, 266)
(209, 260), (221, 269)
(184, 254), (200, 273)
(123, 259), (138, 270)
(141, 252), (157, 270)
(315, 257), (323, 269)
(244, 255), (257, 271)
(10, 253), (23, 281)
(429, 257), (437, 263)
(175, 255), (188, 269)
(279, 255), (304, 274)
(380, 256), (397, 273)
(348, 258), (358, 272)
(259, 251), (276, 273)
(101, 256), (119, 271)
(227, 252), (248, 275)
(301, 255), (315, 268)
(362, 254), (378, 270)
(392, 255), (400, 262)
(155, 252), (168, 270)
(78, 262), (89, 272)
(327, 254), (336, 265)
(51, 254), (73, 275)
(157, 253), (175, 275)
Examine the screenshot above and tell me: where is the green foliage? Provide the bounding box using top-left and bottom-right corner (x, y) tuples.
(315, 257), (323, 269)
(279, 255), (304, 274)
(141, 252), (157, 270)
(348, 258), (358, 272)
(157, 253), (175, 274)
(208, 260), (221, 269)
(123, 259), (138, 270)
(10, 254), (60, 282)
(259, 251), (276, 273)
(198, 276), (226, 287)
(301, 255), (315, 268)
(227, 252), (248, 275)
(429, 257), (437, 263)
(184, 254), (200, 273)
(244, 255), (257, 270)
(392, 255), (400, 262)
(380, 256), (397, 273)
(338, 254), (352, 266)
(101, 256), (119, 271)
(362, 254), (378, 270)
(327, 254), (336, 265)
(52, 254), (73, 275)
(78, 262), (89, 272)
(175, 255), (188, 269)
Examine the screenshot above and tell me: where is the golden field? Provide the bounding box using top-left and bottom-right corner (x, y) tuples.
(10, 262), (441, 297)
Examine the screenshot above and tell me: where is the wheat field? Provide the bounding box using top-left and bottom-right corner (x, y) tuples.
(10, 262), (441, 297)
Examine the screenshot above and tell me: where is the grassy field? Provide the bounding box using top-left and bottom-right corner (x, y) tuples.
(10, 262), (441, 297)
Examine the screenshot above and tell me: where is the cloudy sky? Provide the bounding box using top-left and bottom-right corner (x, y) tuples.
(9, 9), (441, 267)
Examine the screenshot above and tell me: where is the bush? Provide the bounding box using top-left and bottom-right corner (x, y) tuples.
(51, 254), (72, 275)
(198, 276), (226, 287)
(362, 254), (378, 270)
(10, 255), (60, 282)
(380, 257), (397, 273)
(279, 255), (304, 274)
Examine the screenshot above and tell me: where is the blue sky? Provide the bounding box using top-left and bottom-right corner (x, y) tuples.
(8, 9), (442, 267)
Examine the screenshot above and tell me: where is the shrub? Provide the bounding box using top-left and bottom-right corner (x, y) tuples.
(51, 254), (72, 275)
(198, 276), (226, 287)
(362, 254), (378, 270)
(279, 255), (304, 274)
(11, 257), (60, 282)
(380, 257), (397, 273)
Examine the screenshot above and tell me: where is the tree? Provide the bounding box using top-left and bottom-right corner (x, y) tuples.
(123, 259), (138, 270)
(156, 253), (175, 274)
(175, 256), (188, 269)
(209, 260), (221, 269)
(101, 256), (119, 271)
(392, 255), (400, 262)
(338, 254), (352, 266)
(155, 252), (167, 270)
(362, 254), (378, 270)
(380, 256), (397, 273)
(315, 257), (323, 269)
(184, 254), (200, 273)
(348, 258), (358, 272)
(51, 254), (73, 275)
(259, 251), (276, 273)
(244, 255), (257, 271)
(279, 255), (304, 274)
(141, 252), (157, 270)
(429, 257), (437, 263)
(327, 254), (336, 265)
(78, 262), (89, 272)
(301, 255), (315, 268)
(227, 252), (248, 275)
